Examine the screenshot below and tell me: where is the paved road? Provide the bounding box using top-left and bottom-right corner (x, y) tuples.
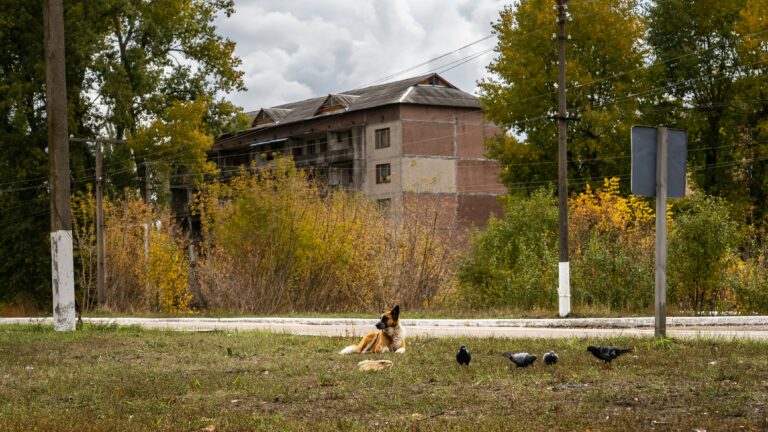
(2, 316), (768, 340)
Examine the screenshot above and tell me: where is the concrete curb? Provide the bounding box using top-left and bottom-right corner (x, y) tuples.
(2, 316), (768, 328)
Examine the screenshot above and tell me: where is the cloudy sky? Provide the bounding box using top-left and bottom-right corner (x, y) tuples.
(214, 0), (508, 111)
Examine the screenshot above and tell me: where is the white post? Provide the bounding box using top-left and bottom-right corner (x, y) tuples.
(559, 262), (571, 317)
(51, 231), (76, 331)
(655, 127), (668, 338)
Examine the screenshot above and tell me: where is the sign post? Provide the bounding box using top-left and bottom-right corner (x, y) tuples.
(631, 126), (687, 338)
(654, 127), (668, 338)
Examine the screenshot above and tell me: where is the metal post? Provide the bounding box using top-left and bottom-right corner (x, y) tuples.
(44, 0), (76, 331)
(556, 0), (571, 317)
(655, 127), (668, 338)
(95, 141), (105, 306)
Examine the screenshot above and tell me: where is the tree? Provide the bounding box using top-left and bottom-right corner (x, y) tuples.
(0, 0), (245, 308)
(88, 0), (245, 199)
(128, 98), (218, 202)
(479, 0), (648, 194)
(647, 0), (768, 226)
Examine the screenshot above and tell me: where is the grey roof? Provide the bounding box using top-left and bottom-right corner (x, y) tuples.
(239, 73), (480, 132)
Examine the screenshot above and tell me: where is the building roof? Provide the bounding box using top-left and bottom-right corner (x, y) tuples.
(225, 73), (480, 138)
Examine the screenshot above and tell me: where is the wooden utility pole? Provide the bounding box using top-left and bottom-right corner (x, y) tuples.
(144, 162), (152, 204)
(44, 0), (76, 331)
(655, 127), (669, 338)
(70, 137), (127, 307)
(556, 0), (571, 317)
(95, 141), (104, 306)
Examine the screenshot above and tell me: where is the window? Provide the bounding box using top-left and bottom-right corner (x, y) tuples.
(376, 163), (391, 184)
(377, 198), (391, 210)
(375, 128), (390, 149)
(292, 146), (303, 157)
(306, 140), (316, 155)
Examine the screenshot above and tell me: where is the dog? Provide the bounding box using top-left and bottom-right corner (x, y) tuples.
(340, 305), (406, 354)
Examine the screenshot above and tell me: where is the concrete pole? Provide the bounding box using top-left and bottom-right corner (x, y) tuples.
(655, 127), (668, 338)
(556, 0), (571, 317)
(44, 0), (76, 331)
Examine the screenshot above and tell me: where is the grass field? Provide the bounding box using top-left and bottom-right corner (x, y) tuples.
(1, 324), (767, 431)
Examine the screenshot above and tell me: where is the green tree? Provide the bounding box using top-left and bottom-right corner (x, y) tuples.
(0, 0), (244, 308)
(480, 0), (648, 194)
(88, 0), (245, 199)
(647, 0), (768, 226)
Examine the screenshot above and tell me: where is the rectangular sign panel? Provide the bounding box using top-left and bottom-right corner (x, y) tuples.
(631, 126), (687, 198)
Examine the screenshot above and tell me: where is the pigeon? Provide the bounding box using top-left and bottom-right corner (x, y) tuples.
(502, 352), (537, 368)
(543, 351), (559, 365)
(456, 345), (471, 366)
(587, 345), (633, 363)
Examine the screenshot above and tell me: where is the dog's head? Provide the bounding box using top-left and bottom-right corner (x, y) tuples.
(375, 305), (400, 330)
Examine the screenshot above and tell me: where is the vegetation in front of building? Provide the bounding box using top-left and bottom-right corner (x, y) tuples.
(459, 178), (768, 315)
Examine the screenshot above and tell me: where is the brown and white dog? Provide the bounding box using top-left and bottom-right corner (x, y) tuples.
(340, 305), (406, 355)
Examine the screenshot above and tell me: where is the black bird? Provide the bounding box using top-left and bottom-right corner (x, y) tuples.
(543, 351), (559, 365)
(587, 345), (632, 363)
(456, 345), (471, 366)
(502, 352), (537, 368)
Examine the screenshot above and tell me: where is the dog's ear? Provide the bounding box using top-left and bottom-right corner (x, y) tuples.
(391, 305), (400, 319)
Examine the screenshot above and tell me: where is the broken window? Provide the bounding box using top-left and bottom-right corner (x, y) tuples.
(376, 163), (391, 184)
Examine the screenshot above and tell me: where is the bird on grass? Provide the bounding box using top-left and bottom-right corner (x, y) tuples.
(502, 352), (537, 368)
(587, 345), (633, 364)
(543, 351), (559, 365)
(456, 345), (471, 366)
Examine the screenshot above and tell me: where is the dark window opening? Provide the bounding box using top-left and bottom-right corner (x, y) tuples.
(375, 128), (390, 149)
(376, 163), (391, 184)
(377, 198), (391, 210)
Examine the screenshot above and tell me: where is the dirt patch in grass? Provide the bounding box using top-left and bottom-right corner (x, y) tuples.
(1, 324), (767, 431)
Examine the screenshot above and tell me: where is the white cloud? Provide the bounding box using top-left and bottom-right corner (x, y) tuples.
(215, 0), (508, 110)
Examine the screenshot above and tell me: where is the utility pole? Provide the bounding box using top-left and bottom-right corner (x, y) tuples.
(144, 162), (152, 204)
(44, 0), (76, 331)
(556, 0), (571, 317)
(96, 141), (104, 306)
(70, 137), (127, 308)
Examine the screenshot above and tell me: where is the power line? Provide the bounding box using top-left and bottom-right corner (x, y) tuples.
(364, 34), (495, 87)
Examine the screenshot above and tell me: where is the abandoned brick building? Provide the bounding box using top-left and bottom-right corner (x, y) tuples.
(207, 73), (506, 229)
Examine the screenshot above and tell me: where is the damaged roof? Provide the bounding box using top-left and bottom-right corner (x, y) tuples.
(232, 73), (480, 133)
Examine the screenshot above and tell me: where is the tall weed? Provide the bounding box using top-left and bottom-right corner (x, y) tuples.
(191, 158), (454, 313)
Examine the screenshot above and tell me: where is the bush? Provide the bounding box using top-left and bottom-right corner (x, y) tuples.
(72, 190), (192, 314)
(570, 178), (655, 311)
(458, 188), (558, 309)
(726, 244), (768, 314)
(192, 157), (454, 313)
(668, 194), (738, 313)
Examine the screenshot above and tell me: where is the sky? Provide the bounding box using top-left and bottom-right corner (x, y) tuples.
(214, 0), (508, 112)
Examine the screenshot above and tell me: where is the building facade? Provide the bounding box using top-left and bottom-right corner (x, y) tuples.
(209, 73), (506, 229)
